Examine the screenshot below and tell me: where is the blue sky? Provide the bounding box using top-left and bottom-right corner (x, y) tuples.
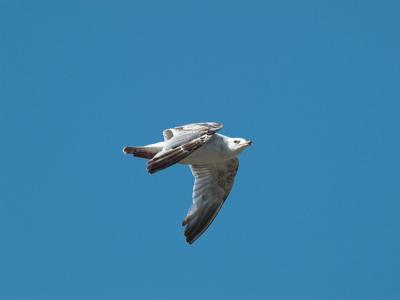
(1, 1), (399, 299)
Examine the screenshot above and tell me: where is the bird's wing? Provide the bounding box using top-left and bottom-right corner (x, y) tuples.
(162, 122), (223, 141)
(183, 158), (239, 244)
(147, 122), (223, 174)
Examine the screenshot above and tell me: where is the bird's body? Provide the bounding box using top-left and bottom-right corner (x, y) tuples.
(131, 134), (241, 165)
(123, 122), (251, 244)
(181, 134), (240, 164)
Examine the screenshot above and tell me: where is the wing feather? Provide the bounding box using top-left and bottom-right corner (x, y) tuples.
(183, 158), (239, 244)
(147, 122), (223, 174)
(162, 122), (223, 141)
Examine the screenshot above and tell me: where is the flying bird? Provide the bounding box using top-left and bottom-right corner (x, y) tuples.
(123, 122), (252, 244)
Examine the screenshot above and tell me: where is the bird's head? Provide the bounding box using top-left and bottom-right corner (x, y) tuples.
(228, 137), (252, 154)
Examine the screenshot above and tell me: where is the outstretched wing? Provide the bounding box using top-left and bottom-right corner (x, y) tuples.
(162, 122), (223, 141)
(183, 158), (239, 244)
(147, 122), (223, 174)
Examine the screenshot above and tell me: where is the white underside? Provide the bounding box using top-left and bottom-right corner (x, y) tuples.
(180, 134), (235, 164)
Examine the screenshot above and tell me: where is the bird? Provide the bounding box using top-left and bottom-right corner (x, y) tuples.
(123, 122), (252, 244)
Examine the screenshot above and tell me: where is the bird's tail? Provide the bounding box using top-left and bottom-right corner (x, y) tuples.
(122, 146), (157, 159)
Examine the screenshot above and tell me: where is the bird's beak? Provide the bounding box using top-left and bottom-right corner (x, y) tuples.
(244, 140), (253, 146)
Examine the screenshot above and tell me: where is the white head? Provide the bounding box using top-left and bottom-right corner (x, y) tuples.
(228, 137), (253, 155)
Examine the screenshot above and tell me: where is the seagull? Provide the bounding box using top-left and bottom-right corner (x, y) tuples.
(123, 122), (252, 244)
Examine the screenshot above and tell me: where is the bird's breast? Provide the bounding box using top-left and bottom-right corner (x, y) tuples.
(180, 135), (233, 165)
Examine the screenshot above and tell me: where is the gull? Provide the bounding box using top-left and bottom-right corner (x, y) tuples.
(123, 122), (252, 244)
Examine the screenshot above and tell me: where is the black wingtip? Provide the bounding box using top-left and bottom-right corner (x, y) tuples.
(146, 165), (157, 174)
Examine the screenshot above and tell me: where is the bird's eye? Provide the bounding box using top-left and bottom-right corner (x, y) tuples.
(234, 140), (240, 144)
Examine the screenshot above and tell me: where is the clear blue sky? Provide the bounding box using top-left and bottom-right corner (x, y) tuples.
(1, 1), (399, 299)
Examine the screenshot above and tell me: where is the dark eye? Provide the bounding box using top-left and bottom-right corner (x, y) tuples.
(234, 140), (240, 144)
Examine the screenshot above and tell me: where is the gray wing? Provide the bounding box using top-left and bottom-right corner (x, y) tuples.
(183, 158), (239, 244)
(162, 122), (223, 141)
(147, 122), (223, 174)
